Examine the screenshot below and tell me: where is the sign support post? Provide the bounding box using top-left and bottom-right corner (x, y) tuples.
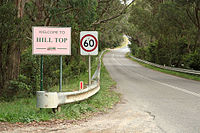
(80, 31), (98, 86)
(89, 55), (91, 85)
(59, 56), (62, 92)
(40, 55), (44, 91)
(33, 27), (71, 112)
(33, 26), (71, 92)
(58, 55), (62, 112)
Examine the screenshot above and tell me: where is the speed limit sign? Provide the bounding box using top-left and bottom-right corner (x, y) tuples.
(80, 31), (98, 55)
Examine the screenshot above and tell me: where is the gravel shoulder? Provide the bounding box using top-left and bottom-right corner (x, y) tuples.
(0, 47), (162, 133)
(0, 90), (161, 133)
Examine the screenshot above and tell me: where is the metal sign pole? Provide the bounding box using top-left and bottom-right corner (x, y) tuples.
(59, 56), (62, 92)
(89, 55), (91, 85)
(57, 55), (63, 112)
(80, 31), (98, 85)
(40, 55), (44, 91)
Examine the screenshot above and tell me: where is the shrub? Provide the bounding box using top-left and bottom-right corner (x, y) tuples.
(184, 49), (200, 70)
(8, 75), (32, 99)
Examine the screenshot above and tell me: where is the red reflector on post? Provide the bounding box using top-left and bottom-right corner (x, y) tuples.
(80, 81), (84, 90)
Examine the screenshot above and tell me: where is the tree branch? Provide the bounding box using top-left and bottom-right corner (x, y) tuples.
(186, 9), (198, 28)
(98, 0), (114, 19)
(195, 6), (200, 29)
(92, 1), (134, 26)
(98, 0), (110, 3)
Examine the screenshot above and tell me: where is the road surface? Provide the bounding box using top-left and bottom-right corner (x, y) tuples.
(103, 46), (200, 133)
(2, 46), (200, 133)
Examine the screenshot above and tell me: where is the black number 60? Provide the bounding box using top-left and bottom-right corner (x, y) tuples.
(84, 39), (95, 47)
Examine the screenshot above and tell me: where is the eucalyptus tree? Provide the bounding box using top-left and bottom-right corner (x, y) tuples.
(127, 0), (200, 69)
(0, 0), (134, 97)
(0, 1), (27, 96)
(176, 0), (200, 49)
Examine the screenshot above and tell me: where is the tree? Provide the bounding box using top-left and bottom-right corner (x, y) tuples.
(176, 0), (200, 50)
(127, 0), (200, 69)
(0, 2), (26, 96)
(0, 0), (134, 98)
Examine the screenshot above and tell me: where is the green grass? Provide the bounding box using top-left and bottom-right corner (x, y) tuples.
(49, 56), (98, 92)
(0, 52), (120, 123)
(126, 53), (200, 81)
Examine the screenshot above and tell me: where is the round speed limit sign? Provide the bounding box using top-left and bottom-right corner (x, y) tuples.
(80, 31), (98, 55)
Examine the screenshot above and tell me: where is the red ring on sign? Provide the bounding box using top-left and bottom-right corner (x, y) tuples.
(80, 34), (98, 52)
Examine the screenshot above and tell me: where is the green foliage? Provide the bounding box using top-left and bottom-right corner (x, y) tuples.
(184, 49), (200, 70)
(8, 75), (32, 99)
(127, 0), (200, 70)
(0, 0), (128, 99)
(99, 15), (125, 49)
(0, 3), (21, 41)
(0, 2), (27, 96)
(0, 98), (53, 123)
(127, 53), (200, 81)
(146, 42), (157, 63)
(20, 48), (40, 94)
(20, 47), (89, 94)
(61, 103), (95, 119)
(0, 59), (120, 123)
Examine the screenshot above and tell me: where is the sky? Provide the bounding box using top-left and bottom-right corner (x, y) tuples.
(120, 0), (134, 5)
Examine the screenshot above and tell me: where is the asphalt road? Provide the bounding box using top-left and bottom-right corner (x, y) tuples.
(103, 46), (200, 133)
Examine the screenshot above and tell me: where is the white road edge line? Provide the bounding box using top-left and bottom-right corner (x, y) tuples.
(152, 80), (200, 98)
(111, 51), (200, 98)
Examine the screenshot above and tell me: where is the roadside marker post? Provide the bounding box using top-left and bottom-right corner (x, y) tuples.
(80, 31), (98, 86)
(80, 81), (84, 90)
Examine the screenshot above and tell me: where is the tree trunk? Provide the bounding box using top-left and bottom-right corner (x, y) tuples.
(1, 43), (21, 96)
(36, 0), (43, 21)
(1, 0), (24, 94)
(7, 44), (20, 81)
(194, 29), (200, 50)
(197, 29), (200, 48)
(0, 42), (3, 96)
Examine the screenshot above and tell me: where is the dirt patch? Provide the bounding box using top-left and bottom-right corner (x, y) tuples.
(0, 85), (162, 133)
(0, 119), (75, 132)
(0, 99), (162, 133)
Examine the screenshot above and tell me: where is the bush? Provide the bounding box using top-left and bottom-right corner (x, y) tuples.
(184, 49), (200, 70)
(146, 42), (157, 63)
(8, 75), (32, 99)
(136, 47), (148, 60)
(20, 47), (89, 94)
(128, 43), (138, 55)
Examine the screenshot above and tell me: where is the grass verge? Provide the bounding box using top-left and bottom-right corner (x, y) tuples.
(126, 53), (200, 81)
(50, 54), (99, 92)
(0, 52), (120, 123)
